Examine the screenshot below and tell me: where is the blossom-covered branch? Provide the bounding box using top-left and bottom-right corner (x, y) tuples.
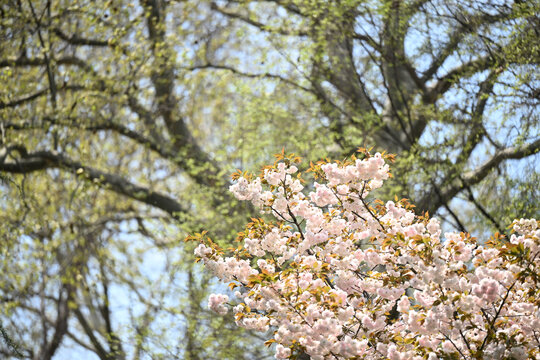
(188, 150), (539, 360)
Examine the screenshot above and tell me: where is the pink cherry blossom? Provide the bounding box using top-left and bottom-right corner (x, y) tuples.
(189, 151), (540, 360)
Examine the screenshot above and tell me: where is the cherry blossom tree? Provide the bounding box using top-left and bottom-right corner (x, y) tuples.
(190, 150), (540, 360)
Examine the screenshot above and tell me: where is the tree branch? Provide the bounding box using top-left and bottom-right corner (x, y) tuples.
(37, 284), (73, 360)
(47, 116), (178, 166)
(99, 265), (124, 360)
(421, 11), (516, 82)
(73, 307), (110, 360)
(144, 0), (222, 187)
(0, 56), (91, 69)
(0, 85), (86, 109)
(185, 63), (311, 93)
(417, 138), (540, 214)
(210, 2), (308, 36)
(3, 118), (171, 162)
(465, 185), (505, 236)
(52, 27), (111, 47)
(425, 56), (493, 103)
(463, 139), (540, 185)
(0, 89), (48, 109)
(0, 147), (186, 218)
(452, 69), (500, 168)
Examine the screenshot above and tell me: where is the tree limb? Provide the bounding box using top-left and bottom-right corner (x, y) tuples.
(425, 56), (493, 103)
(0, 89), (48, 109)
(210, 2), (308, 36)
(453, 69), (500, 168)
(0, 147), (186, 218)
(73, 308), (110, 360)
(0, 56), (91, 69)
(465, 185), (506, 236)
(37, 284), (73, 360)
(417, 138), (540, 214)
(144, 0), (222, 187)
(421, 10), (517, 82)
(463, 139), (540, 185)
(184, 63), (311, 92)
(99, 264), (125, 360)
(53, 27), (111, 47)
(0, 85), (86, 109)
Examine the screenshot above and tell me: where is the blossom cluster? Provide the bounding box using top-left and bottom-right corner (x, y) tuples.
(189, 151), (540, 360)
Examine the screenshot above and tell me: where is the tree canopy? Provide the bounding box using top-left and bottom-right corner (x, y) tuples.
(0, 0), (538, 359)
